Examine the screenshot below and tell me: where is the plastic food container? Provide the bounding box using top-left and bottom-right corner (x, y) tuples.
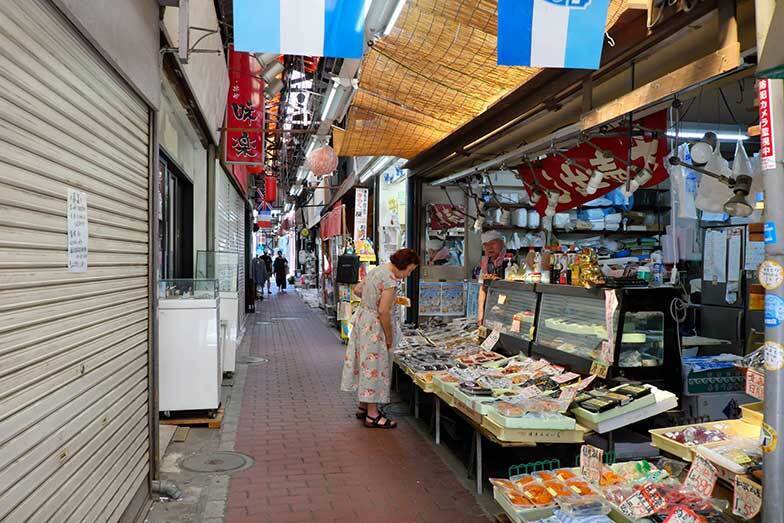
(557, 495), (612, 517)
(565, 479), (595, 496)
(521, 483), (556, 507)
(554, 468), (577, 481)
(542, 480), (572, 498)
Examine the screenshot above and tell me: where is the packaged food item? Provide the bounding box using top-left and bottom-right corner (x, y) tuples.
(504, 489), (536, 509)
(565, 480), (595, 496)
(489, 478), (517, 491)
(495, 401), (525, 417)
(557, 495), (612, 517)
(510, 474), (537, 490)
(521, 483), (555, 506)
(611, 383), (651, 399)
(542, 480), (572, 498)
(602, 485), (634, 506)
(656, 457), (688, 479)
(532, 470), (556, 481)
(696, 437), (763, 474)
(663, 424), (728, 446)
(554, 468), (577, 481)
(579, 397), (618, 413)
(599, 468), (623, 486)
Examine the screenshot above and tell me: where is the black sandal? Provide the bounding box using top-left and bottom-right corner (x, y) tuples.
(355, 406), (368, 419)
(364, 413), (397, 429)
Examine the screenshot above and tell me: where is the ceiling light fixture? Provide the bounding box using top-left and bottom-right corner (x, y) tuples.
(383, 0), (407, 35)
(320, 80), (338, 121)
(360, 156), (396, 183)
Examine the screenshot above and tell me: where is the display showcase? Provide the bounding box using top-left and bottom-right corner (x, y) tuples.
(196, 250), (240, 374)
(484, 281), (538, 354)
(158, 279), (221, 415)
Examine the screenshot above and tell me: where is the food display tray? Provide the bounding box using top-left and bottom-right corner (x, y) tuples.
(649, 419), (762, 462)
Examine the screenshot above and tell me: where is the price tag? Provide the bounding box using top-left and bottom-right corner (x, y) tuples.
(746, 369), (765, 400)
(527, 359), (548, 372)
(590, 361), (609, 379)
(599, 340), (615, 365)
(663, 505), (703, 523)
(758, 260), (784, 290)
(604, 290), (619, 348)
(618, 483), (666, 519)
(684, 455), (717, 497)
(519, 385), (543, 399)
(498, 294), (507, 304)
(579, 445), (603, 484)
(511, 318), (521, 333)
(558, 386), (577, 406)
(552, 372), (580, 384)
(733, 475), (762, 519)
(573, 375), (597, 391)
(541, 364), (565, 376)
(481, 330), (501, 351)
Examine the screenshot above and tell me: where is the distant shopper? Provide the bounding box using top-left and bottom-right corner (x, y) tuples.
(477, 230), (507, 326)
(251, 254), (268, 300)
(340, 248), (419, 429)
(261, 250), (273, 294)
(273, 250), (289, 293)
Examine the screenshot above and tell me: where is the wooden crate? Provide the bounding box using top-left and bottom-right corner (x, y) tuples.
(160, 406), (224, 430)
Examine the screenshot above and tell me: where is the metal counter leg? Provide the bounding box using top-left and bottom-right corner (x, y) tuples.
(414, 386), (419, 419)
(435, 397), (441, 445)
(475, 430), (483, 495)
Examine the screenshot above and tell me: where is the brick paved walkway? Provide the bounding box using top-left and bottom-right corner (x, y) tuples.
(225, 292), (490, 523)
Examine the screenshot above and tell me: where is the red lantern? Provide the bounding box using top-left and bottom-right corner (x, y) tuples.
(307, 145), (338, 177)
(264, 176), (277, 202)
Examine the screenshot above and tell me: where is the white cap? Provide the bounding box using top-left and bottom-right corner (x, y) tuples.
(481, 230), (504, 244)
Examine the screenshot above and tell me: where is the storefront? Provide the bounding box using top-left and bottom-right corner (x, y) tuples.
(0, 0), (159, 519)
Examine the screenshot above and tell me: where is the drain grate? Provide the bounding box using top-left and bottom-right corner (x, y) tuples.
(180, 451), (254, 473)
(238, 356), (269, 365)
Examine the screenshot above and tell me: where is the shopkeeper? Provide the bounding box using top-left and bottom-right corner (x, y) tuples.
(477, 230), (507, 326)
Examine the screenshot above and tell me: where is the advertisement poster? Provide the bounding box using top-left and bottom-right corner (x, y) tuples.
(466, 283), (481, 320)
(441, 282), (466, 316)
(419, 282), (442, 315)
(67, 188), (88, 273)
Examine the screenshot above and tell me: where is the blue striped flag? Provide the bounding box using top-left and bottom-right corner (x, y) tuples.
(233, 0), (369, 59)
(498, 0), (611, 69)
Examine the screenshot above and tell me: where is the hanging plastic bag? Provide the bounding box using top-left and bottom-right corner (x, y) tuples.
(694, 147), (734, 214)
(669, 143), (699, 219)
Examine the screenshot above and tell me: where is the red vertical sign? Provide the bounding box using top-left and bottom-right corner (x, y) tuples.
(224, 46), (265, 192)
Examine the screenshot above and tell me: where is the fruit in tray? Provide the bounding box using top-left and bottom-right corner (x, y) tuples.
(521, 483), (556, 506)
(554, 468), (577, 481)
(565, 480), (595, 496)
(543, 480), (573, 498)
(664, 425), (729, 446)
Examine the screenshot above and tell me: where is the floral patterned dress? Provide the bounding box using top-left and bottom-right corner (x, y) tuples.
(340, 265), (401, 403)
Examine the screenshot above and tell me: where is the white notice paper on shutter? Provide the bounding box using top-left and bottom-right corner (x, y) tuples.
(67, 188), (88, 272)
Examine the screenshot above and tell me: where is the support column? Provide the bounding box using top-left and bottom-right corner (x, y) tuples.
(757, 0), (784, 519)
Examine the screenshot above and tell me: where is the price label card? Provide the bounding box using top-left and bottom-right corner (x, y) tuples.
(579, 445), (603, 484)
(604, 290), (619, 348)
(481, 330), (501, 351)
(558, 386), (577, 406)
(663, 505), (703, 523)
(619, 483), (666, 519)
(527, 359), (548, 372)
(498, 294), (507, 304)
(590, 361), (609, 379)
(511, 318), (521, 333)
(684, 455), (718, 497)
(733, 475), (762, 519)
(519, 385), (543, 399)
(573, 375), (597, 391)
(552, 372), (580, 384)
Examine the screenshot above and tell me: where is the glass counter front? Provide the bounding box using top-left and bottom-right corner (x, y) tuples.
(485, 283), (538, 342)
(158, 279), (218, 300)
(196, 251), (239, 293)
(535, 293), (612, 361)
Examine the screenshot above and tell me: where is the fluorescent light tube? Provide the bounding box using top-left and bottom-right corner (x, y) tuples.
(384, 0), (407, 35)
(666, 130), (748, 141)
(320, 82), (338, 121)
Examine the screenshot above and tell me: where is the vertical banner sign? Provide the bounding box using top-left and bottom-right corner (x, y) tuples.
(758, 79), (777, 171)
(354, 188), (369, 242)
(225, 46), (265, 181)
(579, 445), (603, 484)
(603, 289), (619, 363)
(497, 0), (612, 69)
(67, 189), (88, 273)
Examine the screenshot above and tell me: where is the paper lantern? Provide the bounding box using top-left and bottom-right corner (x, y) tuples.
(307, 145), (338, 177)
(264, 176), (277, 202)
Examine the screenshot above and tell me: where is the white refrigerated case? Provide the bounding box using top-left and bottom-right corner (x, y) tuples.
(158, 279), (222, 414)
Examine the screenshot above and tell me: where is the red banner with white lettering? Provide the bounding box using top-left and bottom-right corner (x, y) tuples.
(518, 111), (668, 214)
(320, 206), (344, 239)
(224, 46), (265, 187)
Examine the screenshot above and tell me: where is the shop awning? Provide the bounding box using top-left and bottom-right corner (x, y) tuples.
(335, 0), (629, 159)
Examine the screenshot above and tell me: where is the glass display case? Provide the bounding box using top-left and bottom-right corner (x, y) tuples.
(158, 279), (218, 300)
(195, 251), (239, 293)
(484, 281), (538, 352)
(536, 292), (614, 361)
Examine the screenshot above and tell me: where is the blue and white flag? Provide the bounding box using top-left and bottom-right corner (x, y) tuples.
(497, 0), (611, 69)
(233, 0), (369, 59)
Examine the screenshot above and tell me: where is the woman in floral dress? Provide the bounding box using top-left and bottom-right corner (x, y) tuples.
(340, 248), (419, 429)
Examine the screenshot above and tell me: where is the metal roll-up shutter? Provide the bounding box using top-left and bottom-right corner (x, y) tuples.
(215, 170), (245, 317)
(0, 1), (151, 521)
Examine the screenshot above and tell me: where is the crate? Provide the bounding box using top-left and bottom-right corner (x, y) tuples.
(649, 418), (762, 462)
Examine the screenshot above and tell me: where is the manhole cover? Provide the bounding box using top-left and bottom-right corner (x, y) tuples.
(238, 356), (269, 365)
(180, 451), (254, 473)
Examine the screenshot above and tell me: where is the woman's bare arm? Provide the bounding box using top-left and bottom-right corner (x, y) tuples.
(378, 287), (396, 349)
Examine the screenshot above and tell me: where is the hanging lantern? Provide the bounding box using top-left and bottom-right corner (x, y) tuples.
(307, 145), (338, 177)
(264, 176), (277, 202)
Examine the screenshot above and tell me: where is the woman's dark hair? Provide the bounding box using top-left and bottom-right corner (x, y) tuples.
(390, 248), (420, 270)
